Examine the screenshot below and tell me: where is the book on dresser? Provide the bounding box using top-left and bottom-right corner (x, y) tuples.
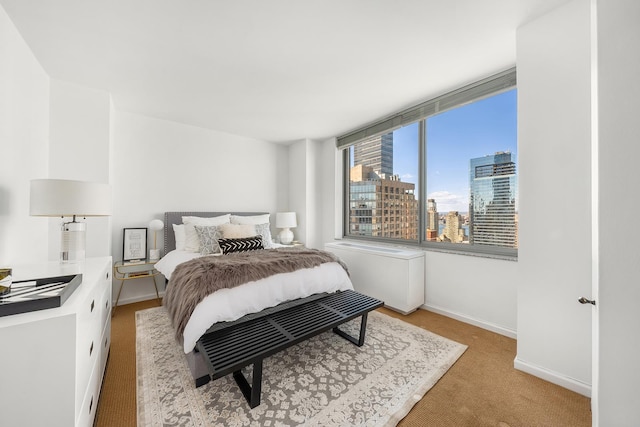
(0, 257), (112, 427)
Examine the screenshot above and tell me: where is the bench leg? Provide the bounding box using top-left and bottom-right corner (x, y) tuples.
(333, 313), (369, 347)
(233, 359), (263, 409)
(194, 375), (211, 388)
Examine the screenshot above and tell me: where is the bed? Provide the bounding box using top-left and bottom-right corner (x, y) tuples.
(155, 211), (354, 386)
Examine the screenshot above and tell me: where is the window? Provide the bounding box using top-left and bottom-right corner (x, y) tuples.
(339, 69), (517, 258)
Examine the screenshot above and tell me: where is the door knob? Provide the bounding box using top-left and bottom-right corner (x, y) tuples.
(578, 297), (596, 305)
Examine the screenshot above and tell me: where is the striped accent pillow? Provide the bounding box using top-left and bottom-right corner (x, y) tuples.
(218, 236), (264, 254)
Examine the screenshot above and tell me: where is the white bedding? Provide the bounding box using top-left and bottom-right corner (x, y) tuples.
(155, 249), (354, 353)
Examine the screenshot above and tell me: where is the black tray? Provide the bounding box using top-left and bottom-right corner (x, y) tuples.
(0, 274), (82, 317)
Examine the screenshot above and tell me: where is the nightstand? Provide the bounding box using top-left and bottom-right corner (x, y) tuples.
(113, 259), (161, 313)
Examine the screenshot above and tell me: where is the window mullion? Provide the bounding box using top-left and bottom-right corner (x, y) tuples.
(419, 119), (426, 245)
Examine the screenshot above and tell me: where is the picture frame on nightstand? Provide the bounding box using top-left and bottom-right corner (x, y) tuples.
(123, 228), (147, 262)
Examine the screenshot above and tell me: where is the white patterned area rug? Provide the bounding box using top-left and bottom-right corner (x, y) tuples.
(136, 306), (467, 427)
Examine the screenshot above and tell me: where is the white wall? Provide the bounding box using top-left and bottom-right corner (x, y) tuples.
(516, 0), (592, 396)
(596, 0), (640, 424)
(0, 4), (112, 266)
(0, 5), (50, 264)
(288, 140), (307, 245)
(320, 137), (342, 244)
(306, 140), (322, 248)
(110, 110), (282, 304)
(47, 79), (112, 260)
(275, 144), (290, 212)
(288, 138), (327, 248)
(424, 252), (517, 336)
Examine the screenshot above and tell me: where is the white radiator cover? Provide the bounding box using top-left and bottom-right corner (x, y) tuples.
(325, 241), (425, 314)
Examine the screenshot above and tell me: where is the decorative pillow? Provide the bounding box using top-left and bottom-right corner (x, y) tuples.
(218, 236), (264, 254)
(182, 214), (231, 252)
(218, 223), (257, 239)
(194, 225), (224, 255)
(172, 224), (185, 251)
(254, 223), (274, 249)
(230, 214), (270, 225)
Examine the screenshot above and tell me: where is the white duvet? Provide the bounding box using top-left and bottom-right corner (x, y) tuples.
(155, 249), (354, 353)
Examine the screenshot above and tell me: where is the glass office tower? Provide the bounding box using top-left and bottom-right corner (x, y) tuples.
(469, 152), (517, 248)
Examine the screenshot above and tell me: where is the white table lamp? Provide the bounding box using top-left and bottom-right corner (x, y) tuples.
(276, 212), (297, 245)
(30, 179), (112, 263)
(148, 219), (164, 261)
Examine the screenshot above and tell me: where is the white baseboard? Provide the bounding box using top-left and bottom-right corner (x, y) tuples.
(114, 291), (165, 307)
(422, 303), (591, 397)
(514, 357), (592, 397)
(421, 303), (517, 339)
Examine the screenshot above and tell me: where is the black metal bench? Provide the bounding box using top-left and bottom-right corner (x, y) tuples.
(196, 289), (384, 408)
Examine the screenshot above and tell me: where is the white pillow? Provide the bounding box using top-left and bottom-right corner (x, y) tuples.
(182, 214), (231, 225)
(182, 214), (231, 252)
(230, 214), (270, 225)
(172, 224), (186, 251)
(219, 223), (257, 239)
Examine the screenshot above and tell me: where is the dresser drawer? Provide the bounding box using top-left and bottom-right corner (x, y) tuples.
(76, 302), (100, 393)
(100, 275), (112, 328)
(100, 314), (111, 379)
(75, 271), (107, 412)
(77, 352), (102, 427)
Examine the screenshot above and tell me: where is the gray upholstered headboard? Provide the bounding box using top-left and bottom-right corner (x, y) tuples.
(163, 211), (268, 255)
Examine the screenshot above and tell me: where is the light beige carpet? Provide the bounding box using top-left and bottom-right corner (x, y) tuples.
(136, 306), (466, 427)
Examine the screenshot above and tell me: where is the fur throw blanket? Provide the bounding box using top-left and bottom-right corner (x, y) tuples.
(164, 248), (348, 340)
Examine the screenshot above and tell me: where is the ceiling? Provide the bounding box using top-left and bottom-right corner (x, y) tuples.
(1, 0), (569, 144)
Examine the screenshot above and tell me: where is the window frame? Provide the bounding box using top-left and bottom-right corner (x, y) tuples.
(340, 68), (518, 260)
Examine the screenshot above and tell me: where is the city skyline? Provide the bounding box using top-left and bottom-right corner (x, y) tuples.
(347, 88), (518, 248)
(391, 89), (517, 212)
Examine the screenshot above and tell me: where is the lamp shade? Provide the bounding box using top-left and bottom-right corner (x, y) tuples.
(276, 212), (297, 229)
(30, 179), (112, 217)
(148, 219), (164, 231)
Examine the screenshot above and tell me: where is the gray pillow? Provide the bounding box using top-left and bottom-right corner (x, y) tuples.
(194, 225), (224, 255)
(254, 223), (274, 249)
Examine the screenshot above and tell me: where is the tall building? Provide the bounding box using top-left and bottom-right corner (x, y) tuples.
(441, 211), (466, 243)
(349, 164), (418, 240)
(426, 198), (438, 241)
(353, 133), (393, 176)
(469, 152), (517, 247)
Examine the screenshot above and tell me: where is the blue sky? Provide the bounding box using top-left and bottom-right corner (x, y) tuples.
(393, 89), (517, 212)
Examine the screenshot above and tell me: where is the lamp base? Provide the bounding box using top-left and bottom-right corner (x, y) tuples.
(61, 220), (86, 263)
(149, 249), (161, 261)
(279, 228), (294, 245)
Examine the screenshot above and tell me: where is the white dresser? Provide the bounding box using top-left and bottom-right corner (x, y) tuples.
(0, 257), (112, 427)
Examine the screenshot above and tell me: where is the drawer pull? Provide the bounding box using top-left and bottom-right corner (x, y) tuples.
(90, 299), (95, 313)
(106, 271), (109, 280)
(89, 341), (94, 356)
(89, 395), (94, 413)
